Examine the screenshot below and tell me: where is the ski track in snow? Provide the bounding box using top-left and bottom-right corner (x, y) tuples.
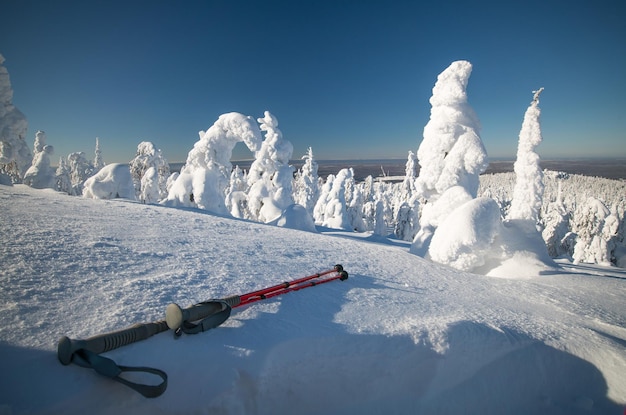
(0, 185), (625, 415)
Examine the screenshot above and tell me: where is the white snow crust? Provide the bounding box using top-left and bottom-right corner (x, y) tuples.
(1, 184), (625, 414)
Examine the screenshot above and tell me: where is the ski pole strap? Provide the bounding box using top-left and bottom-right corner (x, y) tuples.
(173, 300), (232, 336)
(71, 348), (167, 398)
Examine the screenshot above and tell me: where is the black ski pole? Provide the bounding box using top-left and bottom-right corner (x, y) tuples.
(57, 320), (169, 397)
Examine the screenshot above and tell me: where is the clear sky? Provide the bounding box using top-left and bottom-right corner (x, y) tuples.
(1, 0), (625, 163)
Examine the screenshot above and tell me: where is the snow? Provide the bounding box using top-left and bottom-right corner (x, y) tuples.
(82, 163), (136, 200)
(1, 184), (625, 414)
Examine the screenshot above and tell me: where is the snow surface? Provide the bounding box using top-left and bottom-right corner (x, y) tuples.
(1, 184), (625, 414)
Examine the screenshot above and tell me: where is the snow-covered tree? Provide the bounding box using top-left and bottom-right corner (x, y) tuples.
(316, 168), (352, 230)
(573, 197), (618, 266)
(67, 152), (94, 196)
(163, 112), (262, 213)
(373, 197), (387, 236)
(93, 137), (105, 171)
(411, 60), (488, 255)
(314, 174), (334, 225)
(347, 178), (367, 232)
(293, 147), (320, 214)
(55, 156), (72, 195)
(129, 141), (170, 201)
(414, 60), (488, 200)
(541, 174), (571, 258)
(23, 131), (55, 189)
(394, 197), (420, 241)
(33, 129), (46, 154)
(400, 150), (418, 198)
(139, 167), (160, 204)
(226, 165), (249, 218)
(508, 88), (545, 223)
(0, 54), (31, 183)
(247, 111), (295, 223)
(83, 163), (136, 200)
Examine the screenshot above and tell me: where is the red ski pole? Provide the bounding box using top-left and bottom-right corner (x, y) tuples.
(236, 269), (348, 307)
(236, 264), (344, 306)
(165, 265), (348, 335)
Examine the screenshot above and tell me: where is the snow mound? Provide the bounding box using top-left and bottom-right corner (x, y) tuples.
(485, 219), (558, 279)
(429, 197), (502, 271)
(270, 204), (317, 232)
(82, 163), (136, 200)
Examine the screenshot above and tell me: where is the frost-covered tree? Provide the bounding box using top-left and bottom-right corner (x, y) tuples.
(139, 167), (160, 204)
(316, 168), (352, 230)
(247, 111), (295, 223)
(55, 156), (72, 194)
(400, 150), (418, 198)
(83, 163), (136, 200)
(573, 197), (618, 266)
(313, 174), (334, 225)
(226, 165), (249, 219)
(93, 137), (105, 171)
(23, 131), (55, 189)
(541, 189), (571, 258)
(413, 60), (488, 200)
(67, 152), (94, 196)
(163, 112), (262, 213)
(373, 197), (387, 236)
(33, 129), (46, 154)
(293, 147), (320, 214)
(129, 141), (170, 201)
(508, 88), (545, 223)
(394, 197), (420, 241)
(0, 54), (31, 183)
(411, 60), (488, 255)
(347, 177), (366, 232)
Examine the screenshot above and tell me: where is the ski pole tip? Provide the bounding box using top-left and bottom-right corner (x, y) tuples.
(334, 264), (343, 272)
(339, 271), (349, 281)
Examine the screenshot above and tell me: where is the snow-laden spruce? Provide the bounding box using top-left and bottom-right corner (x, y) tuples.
(411, 60), (488, 257)
(163, 112), (262, 214)
(0, 54), (31, 183)
(129, 141), (170, 202)
(93, 137), (105, 171)
(83, 163), (136, 200)
(293, 147), (320, 215)
(246, 111), (294, 223)
(508, 88), (545, 223)
(23, 131), (56, 189)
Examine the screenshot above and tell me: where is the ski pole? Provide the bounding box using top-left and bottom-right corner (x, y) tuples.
(57, 320), (169, 398)
(236, 268), (348, 307)
(236, 264), (345, 306)
(165, 264), (348, 335)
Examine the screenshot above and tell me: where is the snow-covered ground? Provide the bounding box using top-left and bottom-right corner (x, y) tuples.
(1, 184), (625, 414)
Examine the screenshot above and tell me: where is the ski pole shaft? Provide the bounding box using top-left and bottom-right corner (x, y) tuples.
(57, 320), (169, 365)
(237, 264), (343, 304)
(236, 270), (348, 307)
(164, 265), (347, 333)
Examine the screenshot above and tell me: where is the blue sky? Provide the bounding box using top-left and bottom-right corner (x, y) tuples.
(1, 0), (625, 163)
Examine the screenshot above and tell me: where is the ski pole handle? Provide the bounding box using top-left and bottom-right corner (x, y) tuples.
(165, 295), (240, 331)
(57, 320), (169, 365)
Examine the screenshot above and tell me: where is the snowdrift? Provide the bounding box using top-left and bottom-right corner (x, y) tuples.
(0, 184), (625, 415)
